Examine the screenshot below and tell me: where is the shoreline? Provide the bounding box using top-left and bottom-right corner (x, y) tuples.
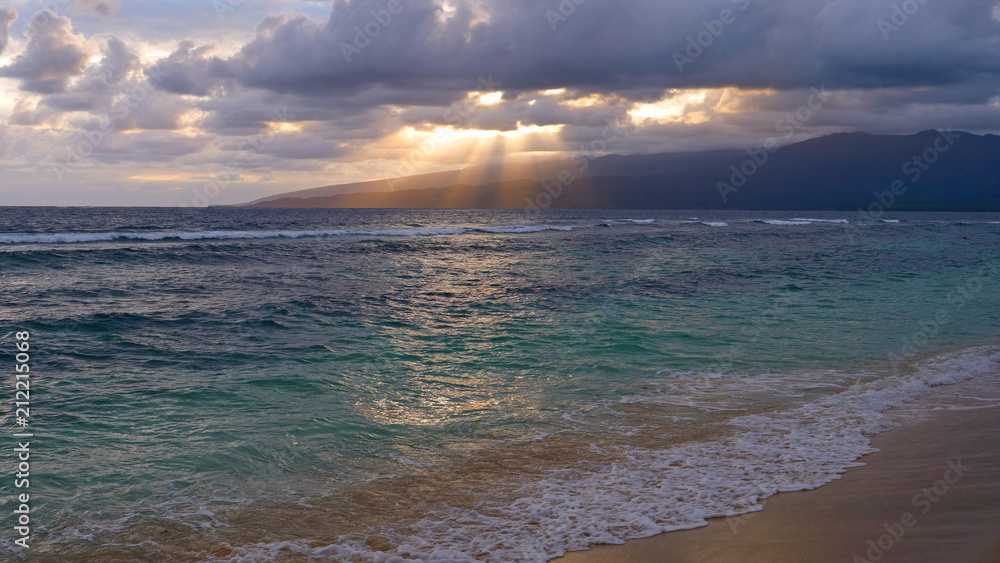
(553, 375), (1000, 563)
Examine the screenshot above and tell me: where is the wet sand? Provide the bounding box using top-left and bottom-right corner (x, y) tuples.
(554, 379), (1000, 563)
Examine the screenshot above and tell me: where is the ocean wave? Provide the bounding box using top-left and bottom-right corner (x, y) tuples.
(700, 221), (728, 227)
(756, 219), (850, 226)
(760, 220), (815, 226)
(477, 226), (575, 233)
(0, 226), (574, 245)
(881, 220), (901, 223)
(217, 345), (1000, 562)
(621, 219), (656, 224)
(790, 218), (850, 224)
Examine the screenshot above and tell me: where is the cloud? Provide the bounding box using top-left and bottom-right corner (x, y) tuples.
(39, 35), (142, 114)
(0, 3), (16, 56)
(75, 130), (209, 164)
(0, 10), (91, 93)
(2, 0), (1000, 206)
(150, 0), (1000, 103)
(149, 40), (232, 97)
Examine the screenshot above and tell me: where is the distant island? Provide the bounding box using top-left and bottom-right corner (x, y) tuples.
(245, 131), (1000, 211)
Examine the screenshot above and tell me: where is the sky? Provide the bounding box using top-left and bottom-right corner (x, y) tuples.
(0, 0), (999, 206)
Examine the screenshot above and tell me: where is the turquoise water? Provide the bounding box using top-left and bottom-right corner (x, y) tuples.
(0, 209), (998, 561)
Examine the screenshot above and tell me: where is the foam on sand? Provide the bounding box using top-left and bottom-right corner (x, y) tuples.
(556, 371), (1000, 563)
(218, 345), (1000, 562)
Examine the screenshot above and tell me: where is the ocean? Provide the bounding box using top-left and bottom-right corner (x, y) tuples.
(1, 208), (999, 561)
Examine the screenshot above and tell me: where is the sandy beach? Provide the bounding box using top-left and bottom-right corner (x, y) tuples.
(555, 374), (1000, 563)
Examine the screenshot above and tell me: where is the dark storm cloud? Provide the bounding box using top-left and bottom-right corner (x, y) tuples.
(0, 10), (90, 93)
(193, 87), (410, 139)
(152, 0), (1000, 104)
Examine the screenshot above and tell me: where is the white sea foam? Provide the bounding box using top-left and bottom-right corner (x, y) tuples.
(700, 221), (728, 227)
(790, 218), (850, 224)
(881, 220), (901, 223)
(217, 345), (1000, 563)
(761, 220), (814, 226)
(622, 219), (656, 224)
(366, 228), (469, 237)
(760, 218), (849, 226)
(478, 226), (575, 233)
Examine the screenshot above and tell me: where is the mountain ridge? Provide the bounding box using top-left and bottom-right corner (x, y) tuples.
(246, 131), (1000, 211)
